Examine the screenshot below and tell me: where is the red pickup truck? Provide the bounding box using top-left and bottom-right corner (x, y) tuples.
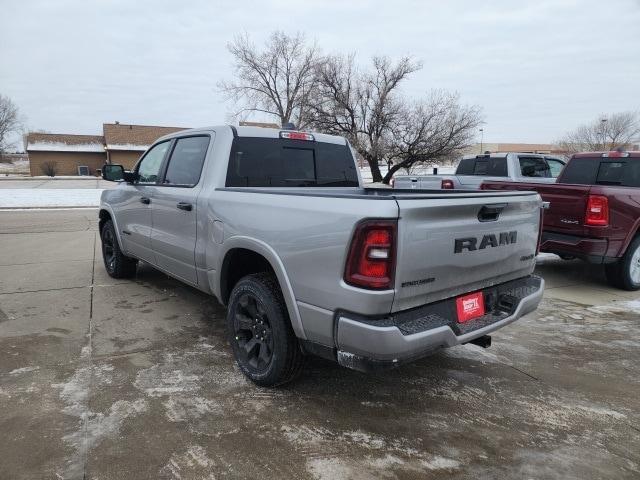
(482, 151), (640, 290)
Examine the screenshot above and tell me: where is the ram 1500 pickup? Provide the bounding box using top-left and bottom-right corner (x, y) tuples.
(482, 151), (640, 290)
(393, 152), (565, 189)
(99, 125), (545, 386)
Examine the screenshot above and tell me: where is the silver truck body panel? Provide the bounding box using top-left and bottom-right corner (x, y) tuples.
(101, 125), (544, 362)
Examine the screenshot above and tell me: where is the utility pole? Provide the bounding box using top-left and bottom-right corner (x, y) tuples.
(600, 118), (608, 150)
(479, 128), (484, 153)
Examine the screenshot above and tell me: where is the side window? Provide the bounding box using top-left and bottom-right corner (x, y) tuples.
(456, 158), (475, 174)
(519, 157), (551, 178)
(596, 162), (625, 185)
(624, 161), (640, 187)
(137, 141), (171, 183)
(163, 136), (210, 187)
(546, 159), (565, 178)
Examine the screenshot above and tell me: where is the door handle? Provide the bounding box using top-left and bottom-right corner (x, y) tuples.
(140, 197), (151, 205)
(177, 202), (193, 211)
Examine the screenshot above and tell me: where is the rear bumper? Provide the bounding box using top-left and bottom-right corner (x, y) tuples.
(540, 232), (616, 263)
(335, 275), (544, 372)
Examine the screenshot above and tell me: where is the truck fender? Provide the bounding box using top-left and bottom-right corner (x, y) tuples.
(621, 218), (640, 256)
(214, 236), (307, 340)
(98, 204), (126, 253)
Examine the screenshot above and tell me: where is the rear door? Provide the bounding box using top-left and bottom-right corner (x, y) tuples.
(392, 191), (542, 311)
(150, 135), (211, 284)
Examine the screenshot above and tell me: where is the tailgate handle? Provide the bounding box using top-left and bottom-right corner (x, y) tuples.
(478, 204), (506, 222)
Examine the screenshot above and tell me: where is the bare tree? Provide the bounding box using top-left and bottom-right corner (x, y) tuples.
(385, 91), (482, 182)
(309, 55), (482, 183)
(556, 111), (640, 154)
(0, 94), (22, 152)
(219, 31), (321, 128)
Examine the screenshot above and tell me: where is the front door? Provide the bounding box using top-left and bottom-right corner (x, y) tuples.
(150, 135), (211, 284)
(117, 140), (172, 263)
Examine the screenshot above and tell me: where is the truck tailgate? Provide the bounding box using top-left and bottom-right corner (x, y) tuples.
(481, 181), (593, 236)
(392, 192), (541, 312)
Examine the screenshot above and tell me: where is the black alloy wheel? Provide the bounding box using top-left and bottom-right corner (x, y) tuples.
(233, 293), (274, 371)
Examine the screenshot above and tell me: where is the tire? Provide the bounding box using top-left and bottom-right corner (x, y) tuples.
(100, 219), (137, 279)
(226, 273), (304, 387)
(604, 236), (640, 291)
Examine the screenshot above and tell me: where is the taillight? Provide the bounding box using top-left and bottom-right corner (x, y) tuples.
(441, 179), (454, 189)
(344, 220), (397, 290)
(585, 195), (609, 226)
(602, 151), (628, 158)
(390, 178), (395, 188)
(280, 131), (315, 141)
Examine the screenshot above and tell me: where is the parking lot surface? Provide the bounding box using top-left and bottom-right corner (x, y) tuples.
(1, 209), (639, 479)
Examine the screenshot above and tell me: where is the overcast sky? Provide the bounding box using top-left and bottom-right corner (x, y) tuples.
(1, 0), (639, 149)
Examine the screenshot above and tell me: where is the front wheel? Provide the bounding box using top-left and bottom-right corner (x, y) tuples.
(101, 219), (137, 278)
(604, 236), (640, 291)
(226, 273), (304, 386)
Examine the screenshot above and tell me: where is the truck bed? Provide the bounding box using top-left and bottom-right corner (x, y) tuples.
(219, 186), (538, 200)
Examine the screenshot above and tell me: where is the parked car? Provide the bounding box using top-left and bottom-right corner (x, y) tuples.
(482, 151), (640, 290)
(392, 153), (566, 189)
(99, 125), (545, 386)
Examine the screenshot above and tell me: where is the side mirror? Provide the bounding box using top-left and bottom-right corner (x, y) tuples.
(102, 164), (124, 181)
(102, 164), (138, 183)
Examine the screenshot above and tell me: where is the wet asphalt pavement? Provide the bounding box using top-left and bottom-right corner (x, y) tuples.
(0, 209), (638, 479)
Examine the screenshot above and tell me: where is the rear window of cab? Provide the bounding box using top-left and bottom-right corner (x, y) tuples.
(226, 137), (359, 187)
(560, 157), (640, 187)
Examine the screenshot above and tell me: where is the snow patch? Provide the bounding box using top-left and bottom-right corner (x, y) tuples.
(588, 300), (640, 315)
(53, 363), (147, 479)
(27, 141), (104, 152)
(163, 396), (221, 422)
(574, 405), (626, 420)
(8, 366), (39, 375)
(0, 189), (103, 208)
(161, 445), (216, 479)
(306, 457), (357, 480)
(106, 143), (149, 151)
(421, 456), (461, 470)
(134, 363), (201, 397)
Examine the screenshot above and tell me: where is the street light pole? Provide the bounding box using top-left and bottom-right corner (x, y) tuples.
(479, 128), (484, 153)
(600, 118), (608, 150)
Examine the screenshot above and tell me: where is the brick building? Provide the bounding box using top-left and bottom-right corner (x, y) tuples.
(26, 133), (106, 176)
(25, 123), (187, 176)
(103, 123), (186, 169)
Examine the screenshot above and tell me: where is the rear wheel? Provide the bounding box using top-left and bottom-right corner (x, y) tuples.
(604, 236), (640, 291)
(101, 219), (137, 278)
(226, 273), (304, 386)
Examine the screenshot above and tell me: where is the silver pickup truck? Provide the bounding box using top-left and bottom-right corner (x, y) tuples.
(99, 126), (544, 386)
(393, 152), (566, 189)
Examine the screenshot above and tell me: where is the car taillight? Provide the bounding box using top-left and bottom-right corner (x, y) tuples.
(585, 195), (609, 226)
(390, 178), (395, 188)
(280, 131), (315, 141)
(344, 220), (397, 290)
(602, 151), (628, 158)
(441, 179), (454, 189)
